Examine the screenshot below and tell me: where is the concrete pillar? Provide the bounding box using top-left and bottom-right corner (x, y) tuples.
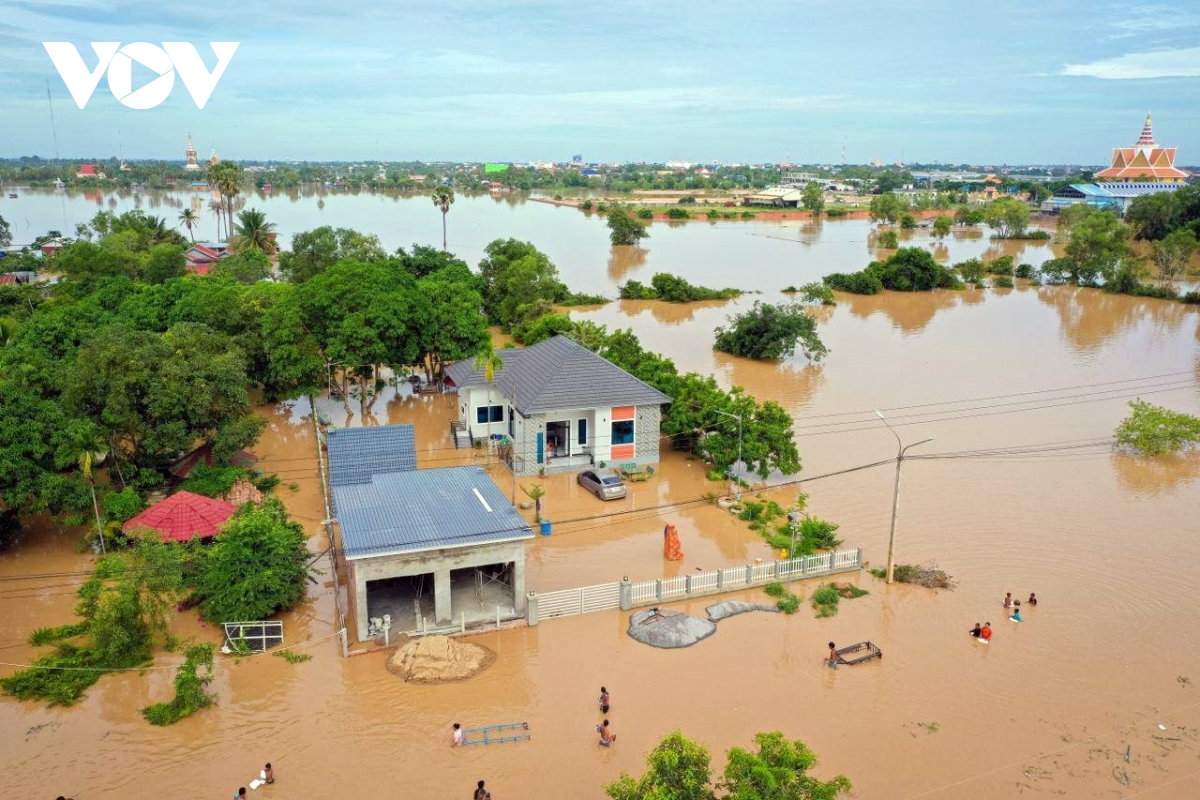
(619, 576), (632, 611)
(526, 592), (539, 626)
(434, 568), (452, 624)
(512, 558), (527, 614)
(353, 563), (370, 643)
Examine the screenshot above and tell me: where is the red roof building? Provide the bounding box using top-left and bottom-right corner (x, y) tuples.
(185, 242), (230, 275)
(1096, 114), (1189, 184)
(124, 491), (238, 543)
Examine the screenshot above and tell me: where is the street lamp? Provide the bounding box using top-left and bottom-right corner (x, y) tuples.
(874, 410), (934, 584)
(787, 510), (802, 559)
(714, 409), (743, 502)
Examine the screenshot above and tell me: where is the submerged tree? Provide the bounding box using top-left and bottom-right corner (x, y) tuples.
(713, 302), (827, 362)
(432, 185), (455, 251)
(606, 729), (851, 800)
(607, 204), (649, 246)
(1114, 400), (1200, 456)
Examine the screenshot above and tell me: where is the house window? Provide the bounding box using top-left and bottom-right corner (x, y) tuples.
(476, 405), (503, 424)
(578, 418), (588, 445)
(612, 420), (634, 445)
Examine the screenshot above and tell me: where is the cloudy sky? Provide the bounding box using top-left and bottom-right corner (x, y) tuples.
(3, 0), (1199, 164)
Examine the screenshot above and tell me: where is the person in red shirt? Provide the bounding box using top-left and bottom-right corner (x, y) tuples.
(980, 622), (993, 641)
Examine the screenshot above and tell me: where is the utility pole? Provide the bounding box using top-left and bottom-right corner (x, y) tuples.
(714, 409), (744, 502)
(874, 410), (934, 584)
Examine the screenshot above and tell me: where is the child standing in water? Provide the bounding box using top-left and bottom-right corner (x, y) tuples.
(1009, 601), (1023, 622)
(598, 687), (610, 714)
(827, 642), (839, 669)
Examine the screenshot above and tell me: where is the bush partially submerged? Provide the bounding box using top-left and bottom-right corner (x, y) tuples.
(869, 562), (957, 589)
(142, 643), (215, 726)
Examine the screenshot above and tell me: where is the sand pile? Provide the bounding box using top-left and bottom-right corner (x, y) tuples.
(626, 608), (716, 649)
(386, 635), (496, 683)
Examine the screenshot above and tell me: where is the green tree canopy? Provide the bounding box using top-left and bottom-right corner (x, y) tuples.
(713, 302), (827, 362)
(607, 204), (650, 246)
(606, 730), (851, 800)
(477, 238), (569, 330)
(801, 183), (825, 217)
(1153, 228), (1197, 284)
(868, 192), (905, 224)
(1114, 400), (1200, 456)
(196, 497), (313, 623)
(278, 226), (386, 282)
(1064, 210), (1130, 285)
(984, 197), (1031, 238)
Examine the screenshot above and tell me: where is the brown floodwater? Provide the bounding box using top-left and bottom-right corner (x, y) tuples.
(3, 191), (1200, 798)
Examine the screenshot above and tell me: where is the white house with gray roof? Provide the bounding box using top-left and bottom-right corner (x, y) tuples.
(326, 424), (532, 641)
(443, 335), (672, 476)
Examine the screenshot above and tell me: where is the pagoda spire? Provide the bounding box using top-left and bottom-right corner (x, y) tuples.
(1136, 112), (1156, 148)
(184, 133), (201, 171)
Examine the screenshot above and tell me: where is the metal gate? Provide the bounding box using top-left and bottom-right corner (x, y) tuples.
(535, 582), (620, 620)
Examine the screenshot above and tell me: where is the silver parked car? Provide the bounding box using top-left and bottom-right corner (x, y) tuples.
(577, 468), (627, 501)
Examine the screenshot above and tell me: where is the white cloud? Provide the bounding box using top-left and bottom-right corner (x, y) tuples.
(1062, 47), (1200, 79)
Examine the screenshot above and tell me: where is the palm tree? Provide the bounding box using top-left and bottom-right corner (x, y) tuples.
(178, 208), (200, 243)
(207, 161), (242, 242)
(69, 425), (108, 554)
(473, 344), (504, 466)
(432, 185), (454, 251)
(230, 208), (278, 255)
(208, 199), (225, 240)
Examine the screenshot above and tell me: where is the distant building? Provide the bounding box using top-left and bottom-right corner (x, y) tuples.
(185, 242), (230, 275)
(76, 164), (101, 178)
(184, 134), (201, 171)
(1096, 113), (1189, 184)
(1041, 182), (1182, 215)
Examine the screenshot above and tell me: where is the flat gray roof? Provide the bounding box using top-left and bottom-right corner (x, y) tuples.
(332, 465), (532, 559)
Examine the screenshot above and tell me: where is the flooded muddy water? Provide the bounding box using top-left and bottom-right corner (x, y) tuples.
(2, 191), (1200, 798)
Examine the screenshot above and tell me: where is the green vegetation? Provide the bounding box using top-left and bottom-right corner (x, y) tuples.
(993, 276), (1014, 289)
(713, 302), (827, 362)
(899, 213), (917, 229)
(605, 729), (851, 800)
(811, 584), (841, 617)
(1153, 229), (1198, 285)
(984, 197), (1031, 239)
(142, 643), (215, 726)
(869, 562), (957, 589)
(667, 207), (691, 220)
(1113, 400), (1200, 456)
(801, 183), (825, 217)
(877, 230), (899, 249)
(274, 649), (313, 664)
(619, 273), (742, 302)
(195, 498), (314, 623)
(1125, 184), (1200, 241)
(637, 208), (654, 220)
(763, 582), (801, 614)
(986, 255), (1014, 275)
(782, 282), (836, 306)
(607, 204), (650, 245)
(823, 247), (961, 295)
(932, 215), (953, 240)
(869, 192), (905, 224)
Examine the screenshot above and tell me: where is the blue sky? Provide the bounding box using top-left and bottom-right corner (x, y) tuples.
(3, 0), (1199, 164)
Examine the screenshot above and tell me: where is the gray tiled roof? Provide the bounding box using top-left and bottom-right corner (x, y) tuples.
(443, 335), (671, 414)
(332, 466), (533, 558)
(327, 425), (416, 487)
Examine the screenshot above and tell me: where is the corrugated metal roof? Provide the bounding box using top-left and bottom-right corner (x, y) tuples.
(327, 425), (416, 487)
(443, 335), (671, 414)
(124, 491), (238, 543)
(332, 466), (533, 558)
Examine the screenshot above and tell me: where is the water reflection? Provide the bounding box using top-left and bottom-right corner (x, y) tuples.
(1037, 285), (1194, 352)
(607, 245), (648, 282)
(616, 297), (736, 326)
(713, 353), (826, 415)
(837, 288), (962, 334)
(1111, 451), (1200, 495)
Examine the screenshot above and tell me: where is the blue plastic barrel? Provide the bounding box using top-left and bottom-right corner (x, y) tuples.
(540, 519), (552, 536)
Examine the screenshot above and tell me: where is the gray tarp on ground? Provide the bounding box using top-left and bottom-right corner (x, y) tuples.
(626, 608), (717, 649)
(705, 601), (779, 622)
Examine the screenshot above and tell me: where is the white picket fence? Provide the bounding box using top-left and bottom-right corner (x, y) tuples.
(530, 548), (863, 625)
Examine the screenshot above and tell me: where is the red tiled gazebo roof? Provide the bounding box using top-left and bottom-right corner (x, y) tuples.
(124, 491), (238, 543)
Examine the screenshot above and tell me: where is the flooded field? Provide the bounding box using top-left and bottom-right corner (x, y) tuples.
(2, 191), (1199, 798)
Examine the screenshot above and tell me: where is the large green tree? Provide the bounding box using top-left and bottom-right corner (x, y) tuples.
(278, 226), (385, 282)
(1153, 228), (1197, 284)
(230, 208), (278, 256)
(1114, 400), (1200, 456)
(713, 302), (827, 362)
(477, 238), (569, 330)
(432, 185), (454, 251)
(196, 498), (313, 623)
(868, 192), (905, 224)
(62, 323), (264, 469)
(608, 204), (650, 246)
(1064, 210), (1130, 285)
(801, 183), (825, 218)
(984, 196), (1031, 238)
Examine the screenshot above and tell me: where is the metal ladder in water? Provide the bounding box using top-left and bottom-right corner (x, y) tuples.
(461, 722), (530, 745)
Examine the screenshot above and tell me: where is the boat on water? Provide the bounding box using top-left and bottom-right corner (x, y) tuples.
(7, 193), (16, 199)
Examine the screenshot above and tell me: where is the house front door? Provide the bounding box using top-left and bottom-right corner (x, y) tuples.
(546, 421), (570, 458)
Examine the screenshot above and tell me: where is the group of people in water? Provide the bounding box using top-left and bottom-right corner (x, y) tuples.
(596, 686), (617, 746)
(970, 592), (1038, 642)
(232, 763), (275, 797)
